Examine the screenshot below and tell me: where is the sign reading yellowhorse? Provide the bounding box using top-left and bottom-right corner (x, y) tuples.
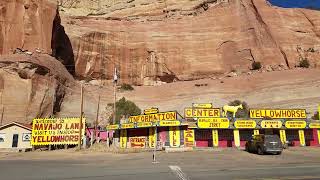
(285, 121), (307, 129)
(144, 108), (159, 115)
(250, 109), (307, 119)
(107, 124), (119, 130)
(185, 108), (220, 118)
(260, 120), (282, 128)
(121, 123), (135, 129)
(159, 120), (181, 127)
(309, 122), (320, 129)
(32, 118), (85, 146)
(136, 122), (154, 128)
(234, 120), (257, 129)
(128, 111), (177, 123)
(192, 103), (213, 109)
(197, 118), (229, 129)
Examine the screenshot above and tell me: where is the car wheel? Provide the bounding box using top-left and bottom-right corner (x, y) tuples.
(245, 144), (250, 153)
(257, 147), (263, 155)
(276, 151), (282, 155)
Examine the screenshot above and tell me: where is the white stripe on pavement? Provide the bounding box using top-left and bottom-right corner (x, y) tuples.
(169, 165), (190, 180)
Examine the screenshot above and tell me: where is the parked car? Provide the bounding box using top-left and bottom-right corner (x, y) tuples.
(245, 134), (283, 155)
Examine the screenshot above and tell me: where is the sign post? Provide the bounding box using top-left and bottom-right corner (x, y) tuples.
(152, 126), (158, 163)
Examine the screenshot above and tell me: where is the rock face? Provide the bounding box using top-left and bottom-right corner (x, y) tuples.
(0, 54), (74, 125)
(0, 0), (57, 55)
(60, 0), (320, 85)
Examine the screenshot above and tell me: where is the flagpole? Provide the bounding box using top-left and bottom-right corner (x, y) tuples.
(113, 67), (117, 125)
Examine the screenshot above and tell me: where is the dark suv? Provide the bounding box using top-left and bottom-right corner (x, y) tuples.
(245, 134), (283, 155)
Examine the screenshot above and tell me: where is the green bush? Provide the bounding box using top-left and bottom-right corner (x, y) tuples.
(109, 97), (141, 123)
(120, 83), (134, 91)
(251, 61), (262, 70)
(228, 100), (249, 118)
(312, 111), (319, 120)
(299, 58), (310, 68)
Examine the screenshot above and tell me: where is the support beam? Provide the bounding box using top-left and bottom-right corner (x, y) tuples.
(212, 129), (219, 147)
(279, 129), (286, 145)
(298, 129), (305, 146)
(120, 130), (127, 149)
(233, 129), (240, 148)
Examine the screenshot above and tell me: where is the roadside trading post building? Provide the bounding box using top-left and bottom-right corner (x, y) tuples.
(108, 105), (320, 149)
(0, 122), (32, 151)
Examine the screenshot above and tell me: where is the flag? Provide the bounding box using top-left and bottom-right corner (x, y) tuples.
(113, 67), (118, 83)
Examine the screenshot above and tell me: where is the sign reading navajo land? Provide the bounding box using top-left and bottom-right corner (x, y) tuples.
(128, 111), (177, 123)
(185, 108), (220, 118)
(32, 118), (85, 145)
(250, 109), (306, 119)
(197, 118), (229, 128)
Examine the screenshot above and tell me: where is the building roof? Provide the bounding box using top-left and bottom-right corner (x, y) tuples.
(0, 122), (32, 131)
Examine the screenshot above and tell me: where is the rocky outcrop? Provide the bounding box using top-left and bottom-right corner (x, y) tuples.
(0, 54), (74, 124)
(61, 0), (320, 85)
(0, 0), (57, 55)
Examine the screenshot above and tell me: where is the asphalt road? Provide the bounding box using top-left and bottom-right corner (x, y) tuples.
(1, 148), (320, 180)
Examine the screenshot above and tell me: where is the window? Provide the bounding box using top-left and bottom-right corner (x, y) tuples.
(0, 133), (5, 142)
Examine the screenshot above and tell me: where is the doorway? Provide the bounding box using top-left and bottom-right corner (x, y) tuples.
(12, 134), (18, 148)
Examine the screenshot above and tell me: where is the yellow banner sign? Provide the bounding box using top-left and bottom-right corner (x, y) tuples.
(197, 118), (229, 129)
(184, 129), (195, 147)
(31, 118), (85, 146)
(250, 109), (306, 119)
(185, 108), (220, 118)
(129, 137), (146, 148)
(299, 130), (305, 146)
(136, 122), (153, 128)
(128, 111), (177, 123)
(309, 122), (320, 129)
(149, 128), (156, 148)
(144, 108), (159, 115)
(107, 124), (119, 130)
(212, 129), (219, 147)
(169, 126), (180, 147)
(120, 130), (127, 149)
(193, 103), (213, 109)
(285, 121), (307, 129)
(260, 120), (282, 128)
(159, 120), (181, 126)
(279, 129), (286, 144)
(234, 120), (257, 129)
(121, 123), (135, 129)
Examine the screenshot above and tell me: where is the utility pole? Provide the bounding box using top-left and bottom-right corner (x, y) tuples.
(94, 94), (100, 143)
(78, 84), (84, 150)
(113, 67), (118, 124)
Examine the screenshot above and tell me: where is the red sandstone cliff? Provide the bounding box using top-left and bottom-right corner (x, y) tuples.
(60, 0), (320, 85)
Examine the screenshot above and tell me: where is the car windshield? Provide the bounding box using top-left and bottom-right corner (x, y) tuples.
(265, 135), (280, 142)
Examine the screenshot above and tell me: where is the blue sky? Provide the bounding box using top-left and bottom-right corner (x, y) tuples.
(268, 0), (320, 9)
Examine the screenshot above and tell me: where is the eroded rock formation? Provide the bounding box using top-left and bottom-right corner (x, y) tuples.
(60, 0), (320, 85)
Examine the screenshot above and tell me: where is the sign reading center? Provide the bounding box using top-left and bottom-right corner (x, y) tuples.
(197, 118), (229, 129)
(185, 108), (220, 118)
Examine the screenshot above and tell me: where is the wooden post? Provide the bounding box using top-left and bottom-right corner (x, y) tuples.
(94, 95), (100, 144)
(78, 84), (84, 150)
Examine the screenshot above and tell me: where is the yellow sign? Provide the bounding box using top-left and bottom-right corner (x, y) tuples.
(318, 104), (320, 120)
(121, 123), (135, 129)
(184, 129), (195, 147)
(233, 129), (240, 148)
(107, 124), (119, 130)
(128, 111), (177, 123)
(193, 103), (213, 109)
(309, 122), (320, 129)
(298, 130), (305, 146)
(144, 108), (159, 115)
(136, 122), (153, 128)
(31, 118), (85, 146)
(234, 120), (257, 129)
(254, 129), (259, 135)
(129, 137), (146, 148)
(120, 130), (127, 149)
(149, 128), (156, 148)
(318, 130), (320, 144)
(185, 108), (220, 118)
(250, 109), (306, 119)
(285, 121), (307, 129)
(159, 120), (181, 126)
(260, 120), (282, 128)
(197, 118), (229, 129)
(212, 129), (219, 147)
(169, 126), (180, 147)
(279, 130), (286, 144)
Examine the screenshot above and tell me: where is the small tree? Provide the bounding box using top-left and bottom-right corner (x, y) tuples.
(299, 58), (310, 68)
(228, 100), (249, 118)
(120, 83), (134, 91)
(312, 111), (319, 120)
(252, 61), (262, 70)
(108, 97), (141, 124)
